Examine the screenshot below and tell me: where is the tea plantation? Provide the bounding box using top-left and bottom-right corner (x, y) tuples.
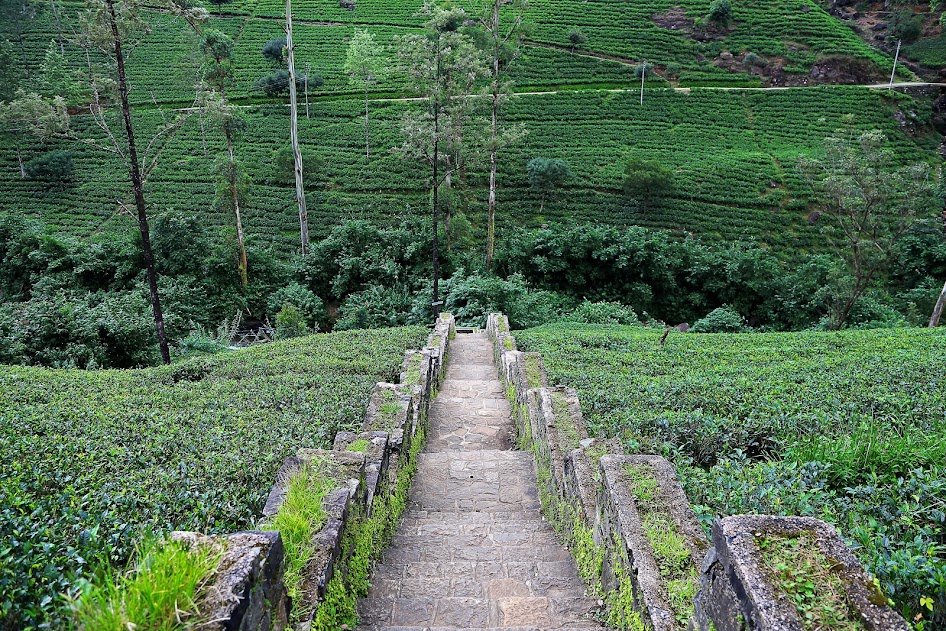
(0, 87), (936, 254)
(4, 0), (896, 102)
(0, 326), (426, 628)
(517, 323), (946, 628)
(2, 0), (940, 257)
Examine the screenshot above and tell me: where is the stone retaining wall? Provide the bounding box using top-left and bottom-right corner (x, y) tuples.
(173, 315), (456, 630)
(485, 312), (908, 631)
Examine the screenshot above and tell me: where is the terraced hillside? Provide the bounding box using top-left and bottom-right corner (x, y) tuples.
(4, 0), (900, 98)
(1, 0), (941, 256)
(0, 86), (938, 253)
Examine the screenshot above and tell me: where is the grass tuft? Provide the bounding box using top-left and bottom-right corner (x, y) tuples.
(71, 536), (222, 631)
(263, 458), (336, 609)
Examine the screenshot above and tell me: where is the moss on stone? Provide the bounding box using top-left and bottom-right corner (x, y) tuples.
(551, 391), (580, 452)
(405, 354), (422, 386)
(373, 389), (402, 432)
(524, 355), (543, 390)
(606, 559), (647, 631)
(758, 532), (865, 631)
(623, 463), (698, 628)
(311, 422), (429, 631)
(347, 438), (370, 453)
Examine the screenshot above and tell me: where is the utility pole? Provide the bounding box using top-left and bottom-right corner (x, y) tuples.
(889, 38), (901, 89)
(640, 59), (646, 106)
(285, 0), (309, 254)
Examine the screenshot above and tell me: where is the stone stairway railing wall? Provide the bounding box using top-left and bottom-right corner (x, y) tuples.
(485, 312), (909, 631)
(172, 314), (456, 631)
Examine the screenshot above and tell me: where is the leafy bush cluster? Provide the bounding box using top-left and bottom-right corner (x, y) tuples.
(0, 211), (296, 367)
(0, 325), (426, 628)
(496, 223), (944, 331)
(1, 208), (940, 368)
(517, 323), (946, 628)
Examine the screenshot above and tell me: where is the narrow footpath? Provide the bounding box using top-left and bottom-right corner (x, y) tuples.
(356, 331), (604, 630)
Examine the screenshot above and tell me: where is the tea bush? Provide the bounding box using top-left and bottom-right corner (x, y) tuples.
(0, 325), (426, 628)
(517, 323), (946, 627)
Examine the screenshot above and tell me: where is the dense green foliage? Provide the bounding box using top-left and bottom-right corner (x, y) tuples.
(496, 223), (945, 330)
(0, 211), (289, 368)
(517, 323), (946, 629)
(0, 88), (936, 255)
(0, 325), (425, 628)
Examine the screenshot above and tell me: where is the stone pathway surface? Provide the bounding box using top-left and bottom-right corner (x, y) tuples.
(357, 332), (605, 631)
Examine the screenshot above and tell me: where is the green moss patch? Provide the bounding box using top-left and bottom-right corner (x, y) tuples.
(373, 389), (403, 433)
(758, 533), (864, 631)
(551, 390), (580, 451)
(347, 438), (370, 453)
(624, 463), (698, 628)
(524, 355), (544, 390)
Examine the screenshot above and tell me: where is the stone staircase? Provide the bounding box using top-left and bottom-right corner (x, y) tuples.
(356, 332), (605, 631)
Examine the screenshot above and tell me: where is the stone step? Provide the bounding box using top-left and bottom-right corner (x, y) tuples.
(438, 382), (508, 399)
(368, 562), (593, 599)
(444, 365), (500, 380)
(362, 627), (605, 631)
(432, 397), (512, 411)
(377, 539), (576, 565)
(400, 510), (545, 524)
(395, 518), (556, 537)
(357, 596), (604, 629)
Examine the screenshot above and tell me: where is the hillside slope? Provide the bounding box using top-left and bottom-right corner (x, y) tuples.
(0, 0), (940, 256)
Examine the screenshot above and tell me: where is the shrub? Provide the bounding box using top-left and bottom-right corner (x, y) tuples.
(24, 150), (74, 184)
(690, 305), (749, 333)
(562, 300), (641, 326)
(335, 284), (413, 330)
(743, 52), (761, 67)
(268, 282), (326, 329)
(889, 9), (924, 44)
(275, 303), (308, 339)
(622, 158), (673, 209)
(262, 37), (286, 65)
(254, 70), (302, 96)
(423, 271), (565, 329)
(527, 157), (574, 211)
(271, 146), (324, 187)
(634, 62), (653, 79)
(707, 0), (732, 25)
(567, 29), (587, 50)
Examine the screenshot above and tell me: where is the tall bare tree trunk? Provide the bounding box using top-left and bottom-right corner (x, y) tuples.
(930, 279), (946, 327)
(485, 0), (500, 272)
(105, 0), (171, 364)
(199, 106), (207, 158)
(15, 144), (24, 178)
(285, 0), (309, 254)
(431, 43), (441, 313)
(444, 169), (452, 252)
(49, 0), (65, 55)
(225, 122), (248, 286)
